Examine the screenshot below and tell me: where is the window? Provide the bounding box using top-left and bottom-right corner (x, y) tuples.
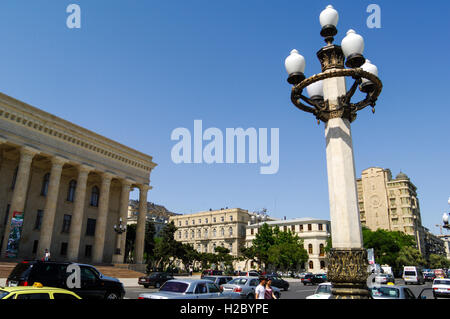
(207, 282), (220, 293)
(308, 244), (313, 254)
(230, 216), (233, 221)
(291, 225), (295, 232)
(197, 229), (201, 238)
(32, 240), (39, 254)
(16, 293), (50, 300)
(53, 293), (79, 300)
(185, 220), (188, 226)
(60, 242), (68, 256)
(41, 173), (50, 196)
(86, 218), (96, 236)
(319, 244), (325, 256)
(251, 228), (254, 235)
(220, 228), (224, 236)
(178, 231), (181, 239)
(80, 267), (97, 281)
(300, 225), (303, 232)
(67, 180), (77, 202)
(192, 220), (195, 225)
(184, 231), (188, 239)
(178, 221), (181, 227)
(213, 217), (216, 223)
(34, 210), (43, 230)
(229, 227), (233, 236)
(320, 261), (326, 269)
(213, 228), (216, 237)
(191, 230), (195, 239)
(204, 229), (208, 238)
(318, 224), (323, 231)
(308, 224), (312, 231)
(11, 167), (18, 189)
(90, 186), (99, 207)
(309, 261), (314, 270)
(205, 218), (208, 223)
(221, 216), (224, 222)
(198, 219), (201, 224)
(84, 245), (92, 257)
(283, 226), (287, 232)
(62, 214), (72, 233)
(194, 283), (207, 294)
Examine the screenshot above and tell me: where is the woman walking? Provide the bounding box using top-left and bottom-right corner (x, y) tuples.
(265, 278), (278, 299)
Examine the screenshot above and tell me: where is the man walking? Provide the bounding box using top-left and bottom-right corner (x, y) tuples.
(255, 276), (266, 299)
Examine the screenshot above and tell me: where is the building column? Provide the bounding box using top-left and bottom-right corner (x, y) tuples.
(112, 179), (133, 264)
(37, 156), (67, 256)
(67, 165), (92, 261)
(135, 184), (151, 264)
(1, 146), (38, 256)
(92, 172), (113, 264)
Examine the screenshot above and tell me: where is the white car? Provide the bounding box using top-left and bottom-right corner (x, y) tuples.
(432, 278), (450, 298)
(306, 282), (332, 299)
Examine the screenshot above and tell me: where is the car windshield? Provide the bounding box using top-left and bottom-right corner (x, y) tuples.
(228, 278), (248, 285)
(404, 271), (416, 276)
(316, 285), (331, 294)
(149, 273), (161, 278)
(159, 281), (189, 293)
(0, 290), (9, 299)
(434, 280), (450, 285)
(370, 287), (399, 298)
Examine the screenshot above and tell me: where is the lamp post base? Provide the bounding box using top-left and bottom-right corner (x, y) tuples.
(327, 248), (371, 299)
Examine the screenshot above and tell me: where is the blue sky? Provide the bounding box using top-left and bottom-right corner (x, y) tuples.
(0, 1), (448, 233)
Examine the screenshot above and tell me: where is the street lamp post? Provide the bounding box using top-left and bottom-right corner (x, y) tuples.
(284, 5), (383, 299)
(113, 217), (126, 256)
(443, 197), (450, 230)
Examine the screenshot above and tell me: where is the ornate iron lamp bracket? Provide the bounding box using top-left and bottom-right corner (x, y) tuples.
(290, 68), (383, 124)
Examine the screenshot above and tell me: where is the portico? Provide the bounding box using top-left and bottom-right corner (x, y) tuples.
(0, 92), (156, 264)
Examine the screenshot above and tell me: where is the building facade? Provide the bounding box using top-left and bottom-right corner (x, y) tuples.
(357, 167), (426, 254)
(127, 200), (179, 237)
(245, 218), (331, 274)
(0, 92), (156, 264)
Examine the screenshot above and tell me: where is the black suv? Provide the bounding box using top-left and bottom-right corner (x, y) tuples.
(138, 272), (174, 288)
(6, 260), (125, 299)
(266, 275), (290, 291)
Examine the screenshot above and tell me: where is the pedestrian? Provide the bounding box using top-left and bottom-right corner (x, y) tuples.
(264, 278), (277, 299)
(255, 276), (266, 299)
(43, 248), (50, 261)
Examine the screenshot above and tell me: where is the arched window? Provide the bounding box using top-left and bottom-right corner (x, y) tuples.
(309, 260), (314, 270)
(191, 230), (195, 239)
(67, 180), (77, 202)
(320, 261), (326, 269)
(220, 228), (224, 236)
(197, 229), (201, 238)
(184, 230), (188, 239)
(11, 167), (18, 189)
(229, 227), (233, 236)
(41, 173), (50, 196)
(90, 186), (99, 207)
(319, 244), (325, 256)
(204, 229), (208, 238)
(308, 244), (313, 254)
(213, 228), (216, 237)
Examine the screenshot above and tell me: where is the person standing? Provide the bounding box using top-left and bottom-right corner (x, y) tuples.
(43, 248), (50, 261)
(255, 276), (266, 299)
(264, 278), (277, 299)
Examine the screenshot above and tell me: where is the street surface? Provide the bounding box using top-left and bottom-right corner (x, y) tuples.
(124, 278), (435, 299)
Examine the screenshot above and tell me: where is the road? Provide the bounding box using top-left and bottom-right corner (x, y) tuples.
(125, 279), (435, 299)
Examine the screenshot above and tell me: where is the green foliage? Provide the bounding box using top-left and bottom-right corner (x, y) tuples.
(428, 254), (450, 269)
(125, 223), (136, 262)
(396, 246), (426, 267)
(152, 221), (182, 271)
(362, 227), (416, 267)
(252, 224), (308, 272)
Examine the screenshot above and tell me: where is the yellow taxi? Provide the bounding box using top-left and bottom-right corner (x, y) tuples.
(0, 282), (82, 299)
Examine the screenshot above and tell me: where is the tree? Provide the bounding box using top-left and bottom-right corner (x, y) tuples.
(178, 243), (199, 272)
(428, 254), (450, 269)
(267, 228), (308, 272)
(214, 246), (235, 271)
(252, 223), (275, 271)
(239, 245), (257, 271)
(396, 246), (426, 268)
(152, 221), (182, 271)
(144, 221), (156, 263)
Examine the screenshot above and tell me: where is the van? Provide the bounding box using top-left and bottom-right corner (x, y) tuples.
(402, 266), (425, 285)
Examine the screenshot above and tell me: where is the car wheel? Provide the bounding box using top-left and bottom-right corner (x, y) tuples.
(155, 282), (161, 288)
(105, 292), (120, 300)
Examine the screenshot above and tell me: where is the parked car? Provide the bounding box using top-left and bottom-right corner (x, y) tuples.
(265, 275), (289, 291)
(301, 274), (326, 285)
(432, 278), (450, 298)
(200, 270), (223, 278)
(202, 275), (233, 287)
(370, 285), (418, 299)
(0, 282), (82, 299)
(221, 276), (281, 299)
(375, 273), (395, 285)
(424, 272), (436, 282)
(298, 272), (312, 279)
(6, 260), (125, 299)
(138, 272), (174, 288)
(402, 266), (425, 285)
(138, 279), (239, 299)
(245, 271), (260, 277)
(306, 282), (332, 299)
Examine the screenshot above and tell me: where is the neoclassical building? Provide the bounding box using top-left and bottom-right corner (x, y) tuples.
(245, 218), (331, 273)
(0, 92), (156, 264)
